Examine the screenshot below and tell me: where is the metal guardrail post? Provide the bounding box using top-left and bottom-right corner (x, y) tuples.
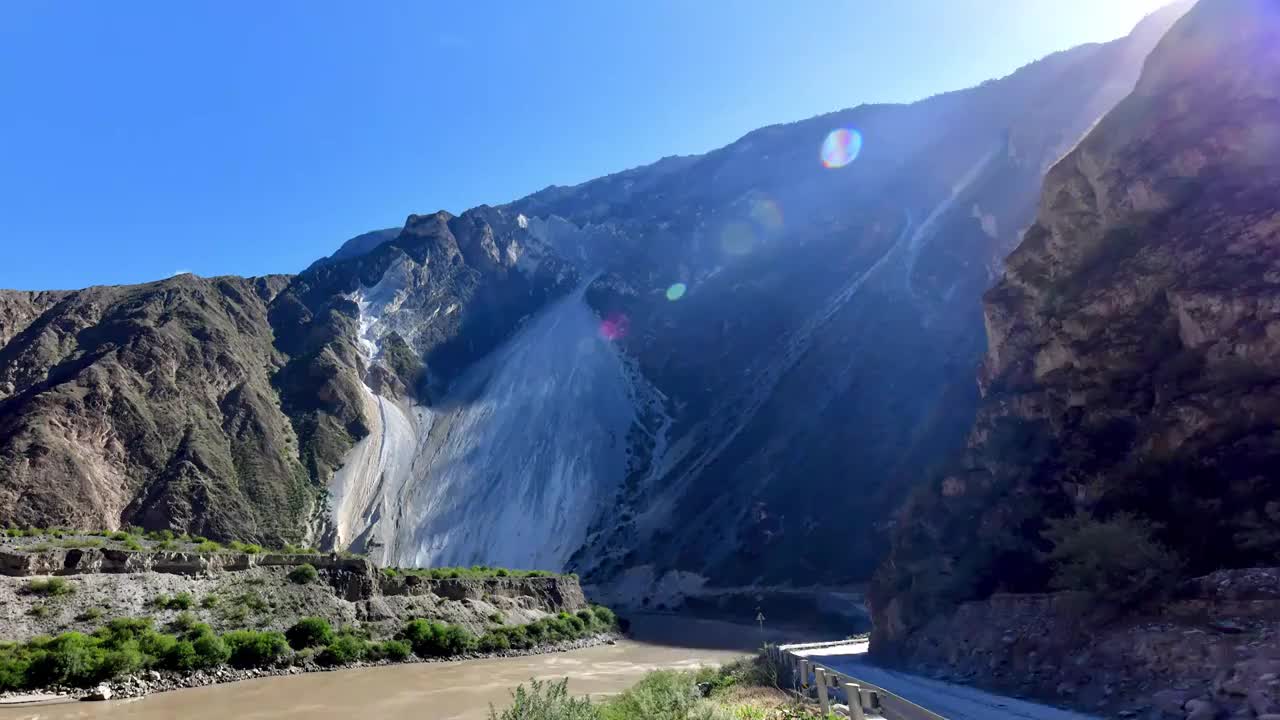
(815, 667), (830, 715)
(841, 681), (866, 720)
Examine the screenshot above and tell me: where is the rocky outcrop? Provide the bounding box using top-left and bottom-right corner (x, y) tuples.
(886, 568), (1280, 718)
(0, 547), (587, 644)
(872, 0), (1280, 675)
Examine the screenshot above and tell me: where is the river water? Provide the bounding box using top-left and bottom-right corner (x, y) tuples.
(0, 616), (793, 720)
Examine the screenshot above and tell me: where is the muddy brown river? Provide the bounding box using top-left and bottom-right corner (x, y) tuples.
(0, 616), (799, 720)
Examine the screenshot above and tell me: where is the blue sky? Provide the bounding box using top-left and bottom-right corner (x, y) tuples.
(0, 1), (1168, 290)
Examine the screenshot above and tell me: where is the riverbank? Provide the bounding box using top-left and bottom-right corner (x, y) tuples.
(0, 615), (765, 720)
(0, 631), (620, 705)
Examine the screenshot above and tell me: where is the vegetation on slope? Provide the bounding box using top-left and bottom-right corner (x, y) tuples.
(0, 607), (619, 693)
(489, 653), (833, 720)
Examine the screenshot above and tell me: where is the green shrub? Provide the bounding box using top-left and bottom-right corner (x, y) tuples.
(525, 619), (550, 643)
(162, 640), (200, 671)
(591, 606), (617, 629)
(146, 530), (176, 542)
(576, 609), (597, 629)
(169, 611), (198, 633)
(108, 531), (130, 541)
(598, 670), (698, 720)
(495, 568), (509, 577)
(400, 619), (475, 657)
(189, 627), (230, 668)
(222, 630), (289, 668)
(95, 617), (154, 645)
(196, 540), (223, 552)
(152, 592), (194, 610)
(122, 536), (144, 552)
(1042, 511), (1182, 606)
(28, 604), (50, 619)
(478, 631), (511, 653)
(200, 594), (220, 608)
(76, 607), (104, 623)
(503, 625), (533, 650)
(58, 538), (104, 549)
(286, 617), (335, 650)
(229, 591), (268, 613)
(287, 563), (319, 585)
(317, 635), (367, 666)
(228, 541), (263, 555)
(488, 679), (597, 720)
(562, 612), (587, 636)
(24, 632), (108, 687)
(488, 612), (505, 624)
(377, 639), (412, 662)
(25, 577), (73, 597)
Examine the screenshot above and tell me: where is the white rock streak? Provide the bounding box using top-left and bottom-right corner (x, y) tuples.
(393, 286), (635, 570)
(330, 259), (636, 571)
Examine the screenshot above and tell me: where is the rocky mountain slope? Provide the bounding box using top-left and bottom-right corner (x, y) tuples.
(871, 0), (1280, 663)
(0, 5), (1192, 602)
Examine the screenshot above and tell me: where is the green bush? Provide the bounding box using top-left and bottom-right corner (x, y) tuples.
(122, 536), (144, 551)
(196, 540), (223, 553)
(169, 611), (198, 633)
(286, 617), (335, 650)
(163, 640), (200, 672)
(591, 606), (617, 629)
(76, 607), (104, 623)
(576, 609), (597, 629)
(189, 628), (230, 668)
(200, 594), (220, 608)
(25, 577), (73, 597)
(108, 531), (130, 541)
(228, 541), (263, 555)
(488, 679), (597, 720)
(400, 619), (475, 657)
(598, 670), (699, 720)
(562, 612), (587, 636)
(153, 592), (195, 610)
(317, 635), (367, 666)
(376, 639), (412, 662)
(478, 631), (511, 653)
(287, 563), (319, 585)
(28, 605), (50, 618)
(1042, 511), (1182, 606)
(222, 630), (289, 668)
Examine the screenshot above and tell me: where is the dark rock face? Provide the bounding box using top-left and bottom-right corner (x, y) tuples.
(872, 0), (1280, 661)
(530, 4), (1191, 593)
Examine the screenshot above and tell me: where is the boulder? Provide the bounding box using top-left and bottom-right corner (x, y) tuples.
(82, 684), (112, 702)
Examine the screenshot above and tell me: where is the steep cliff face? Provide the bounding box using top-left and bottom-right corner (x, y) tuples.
(516, 4), (1191, 596)
(872, 0), (1280, 657)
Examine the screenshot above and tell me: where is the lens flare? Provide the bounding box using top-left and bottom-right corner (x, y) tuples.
(821, 128), (863, 169)
(720, 221), (757, 256)
(750, 197), (784, 232)
(599, 313), (630, 341)
(665, 283), (687, 301)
